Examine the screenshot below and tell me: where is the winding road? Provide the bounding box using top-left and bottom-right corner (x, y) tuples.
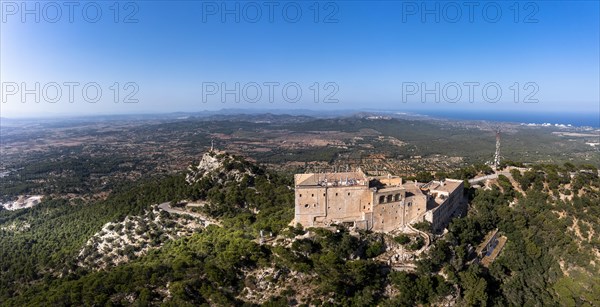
(406, 223), (431, 251)
(468, 170), (515, 184)
(157, 202), (220, 226)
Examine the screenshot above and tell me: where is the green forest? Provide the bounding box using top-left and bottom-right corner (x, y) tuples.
(1, 153), (599, 306)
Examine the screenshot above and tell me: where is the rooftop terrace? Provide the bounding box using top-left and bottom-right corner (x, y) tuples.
(295, 171), (368, 187)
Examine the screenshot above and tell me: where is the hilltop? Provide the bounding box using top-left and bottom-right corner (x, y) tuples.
(186, 150), (261, 185)
(1, 152), (598, 305)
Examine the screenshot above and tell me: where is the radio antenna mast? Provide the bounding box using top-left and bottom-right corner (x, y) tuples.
(494, 128), (501, 170)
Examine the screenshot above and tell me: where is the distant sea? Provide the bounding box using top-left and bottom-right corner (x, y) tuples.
(414, 111), (600, 128)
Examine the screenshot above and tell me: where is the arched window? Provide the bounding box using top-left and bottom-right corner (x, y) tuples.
(379, 196), (385, 203)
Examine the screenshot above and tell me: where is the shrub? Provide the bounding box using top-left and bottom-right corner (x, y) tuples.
(394, 234), (411, 245)
(365, 241), (384, 258)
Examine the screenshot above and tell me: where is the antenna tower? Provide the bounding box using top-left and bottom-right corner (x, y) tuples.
(493, 128), (501, 170)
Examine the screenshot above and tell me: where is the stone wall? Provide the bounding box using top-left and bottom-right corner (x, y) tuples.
(295, 185), (371, 227)
(295, 175), (464, 233)
(426, 181), (465, 232)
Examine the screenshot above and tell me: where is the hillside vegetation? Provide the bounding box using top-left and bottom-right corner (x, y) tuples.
(0, 152), (598, 306)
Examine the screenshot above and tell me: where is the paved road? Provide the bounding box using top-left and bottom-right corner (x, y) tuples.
(406, 223), (430, 251)
(468, 170), (514, 184)
(391, 263), (417, 271)
(186, 202), (206, 208)
(158, 202), (219, 226)
(468, 174), (498, 184)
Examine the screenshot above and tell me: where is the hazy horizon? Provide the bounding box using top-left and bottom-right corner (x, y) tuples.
(2, 1), (599, 118)
(2, 107), (599, 128)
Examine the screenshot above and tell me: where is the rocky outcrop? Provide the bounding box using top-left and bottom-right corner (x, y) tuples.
(185, 150), (258, 185)
(1, 195), (43, 211)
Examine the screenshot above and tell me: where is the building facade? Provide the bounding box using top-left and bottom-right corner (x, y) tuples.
(423, 179), (466, 232)
(294, 170), (465, 233)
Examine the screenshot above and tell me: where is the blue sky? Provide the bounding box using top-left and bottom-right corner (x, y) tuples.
(1, 1), (599, 117)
